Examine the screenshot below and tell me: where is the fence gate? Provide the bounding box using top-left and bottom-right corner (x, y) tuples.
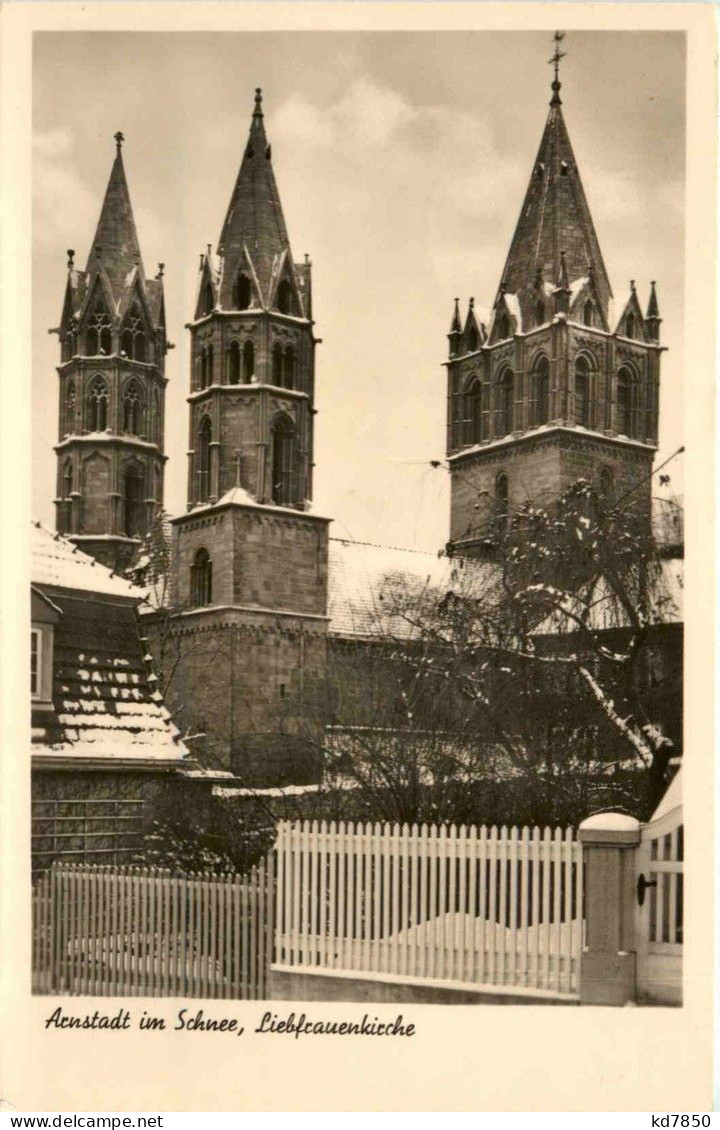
(634, 801), (683, 1005)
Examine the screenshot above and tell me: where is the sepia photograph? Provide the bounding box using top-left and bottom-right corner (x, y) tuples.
(28, 25), (688, 1017)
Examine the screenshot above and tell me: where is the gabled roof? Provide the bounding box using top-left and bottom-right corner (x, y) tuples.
(496, 78), (612, 333)
(216, 89), (296, 310)
(31, 521), (141, 599)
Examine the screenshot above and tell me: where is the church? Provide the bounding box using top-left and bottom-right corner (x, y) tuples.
(49, 50), (682, 788)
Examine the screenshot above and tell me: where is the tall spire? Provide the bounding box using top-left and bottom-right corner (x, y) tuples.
(217, 88), (293, 308)
(495, 33), (612, 331)
(85, 134), (144, 301)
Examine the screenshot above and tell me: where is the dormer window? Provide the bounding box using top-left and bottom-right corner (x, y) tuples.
(200, 281), (214, 317)
(234, 273), (252, 311)
(85, 301), (112, 356)
(626, 313), (635, 338)
(31, 628), (41, 699)
(583, 300), (594, 327)
(277, 279), (294, 315)
(467, 327), (478, 353)
(29, 598), (57, 711)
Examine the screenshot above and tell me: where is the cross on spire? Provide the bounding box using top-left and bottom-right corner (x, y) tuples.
(548, 31), (566, 105)
(114, 131), (124, 152)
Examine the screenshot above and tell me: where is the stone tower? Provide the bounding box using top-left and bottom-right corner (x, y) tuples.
(445, 53), (663, 555)
(168, 89), (330, 784)
(53, 133), (169, 573)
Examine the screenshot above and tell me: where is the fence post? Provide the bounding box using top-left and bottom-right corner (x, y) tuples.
(578, 812), (640, 1006)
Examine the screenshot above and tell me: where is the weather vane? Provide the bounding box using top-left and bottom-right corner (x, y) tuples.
(549, 31), (566, 83)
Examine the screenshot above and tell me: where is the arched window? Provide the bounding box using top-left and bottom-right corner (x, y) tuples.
(85, 301), (112, 356)
(467, 327), (478, 353)
(190, 548), (213, 607)
(64, 380), (76, 436)
(271, 414), (297, 506)
(86, 375), (108, 431)
(598, 466), (614, 501)
(531, 355), (550, 426)
(120, 303), (147, 361)
(497, 313), (510, 340)
(62, 460), (73, 498)
(496, 473), (509, 536)
(242, 339), (255, 382)
(200, 281), (214, 317)
(234, 273), (252, 311)
(272, 343), (284, 386)
(583, 300), (594, 327)
(625, 312), (635, 339)
(616, 367), (632, 435)
(122, 464), (145, 538)
(535, 300), (545, 327)
(283, 347), (295, 390)
(199, 347), (208, 389)
(228, 341), (241, 384)
(276, 279), (294, 315)
(574, 356), (591, 427)
(122, 380), (144, 435)
(60, 460), (73, 533)
(197, 416), (212, 502)
(463, 380), (482, 445)
(494, 369), (514, 436)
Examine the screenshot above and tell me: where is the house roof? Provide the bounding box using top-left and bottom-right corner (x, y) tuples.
(31, 523), (187, 764)
(31, 521), (141, 599)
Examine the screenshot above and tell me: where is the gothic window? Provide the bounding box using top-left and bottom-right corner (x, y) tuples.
(616, 366), (632, 436)
(62, 460), (73, 499)
(85, 301), (112, 355)
(153, 389), (162, 443)
(271, 414), (297, 506)
(467, 327), (478, 353)
(583, 300), (594, 327)
(531, 356), (550, 426)
(234, 273), (252, 311)
(463, 380), (482, 445)
(60, 460), (73, 532)
(272, 343), (284, 386)
(122, 464), (145, 538)
(120, 304), (147, 362)
(86, 375), (109, 431)
(574, 356), (591, 427)
(228, 341), (241, 384)
(449, 372), (462, 450)
(535, 300), (545, 327)
(496, 473), (509, 536)
(64, 380), (76, 436)
(242, 339), (255, 382)
(494, 369), (514, 436)
(197, 416), (212, 503)
(200, 347), (208, 389)
(598, 466), (614, 501)
(283, 346), (295, 390)
(200, 280), (214, 317)
(122, 380), (144, 435)
(497, 313), (510, 340)
(190, 548), (213, 607)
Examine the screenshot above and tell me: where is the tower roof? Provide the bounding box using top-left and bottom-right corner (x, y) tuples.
(85, 133), (145, 303)
(216, 89), (296, 309)
(496, 64), (612, 330)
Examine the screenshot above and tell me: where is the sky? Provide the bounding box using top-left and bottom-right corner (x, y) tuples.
(32, 31), (685, 553)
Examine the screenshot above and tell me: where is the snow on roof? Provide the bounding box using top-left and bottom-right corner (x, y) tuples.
(31, 521), (142, 599)
(569, 276), (589, 304)
(328, 539), (452, 638)
(503, 291), (522, 330)
(187, 487), (330, 521)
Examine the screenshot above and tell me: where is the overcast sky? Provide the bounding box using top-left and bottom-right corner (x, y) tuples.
(32, 31), (685, 552)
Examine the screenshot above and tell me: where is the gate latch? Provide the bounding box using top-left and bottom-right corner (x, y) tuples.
(636, 873), (658, 907)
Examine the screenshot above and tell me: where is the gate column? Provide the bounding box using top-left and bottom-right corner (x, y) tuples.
(578, 813), (640, 1005)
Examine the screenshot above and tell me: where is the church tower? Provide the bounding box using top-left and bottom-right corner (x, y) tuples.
(169, 90), (330, 783)
(53, 133), (169, 573)
(445, 38), (663, 555)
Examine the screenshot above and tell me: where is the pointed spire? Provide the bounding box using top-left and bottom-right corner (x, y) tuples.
(217, 88), (294, 309)
(449, 297), (462, 334)
(645, 280), (661, 341)
(85, 134), (144, 301)
(495, 35), (612, 331)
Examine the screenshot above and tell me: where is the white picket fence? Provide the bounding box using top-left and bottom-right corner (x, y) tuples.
(275, 821), (584, 996)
